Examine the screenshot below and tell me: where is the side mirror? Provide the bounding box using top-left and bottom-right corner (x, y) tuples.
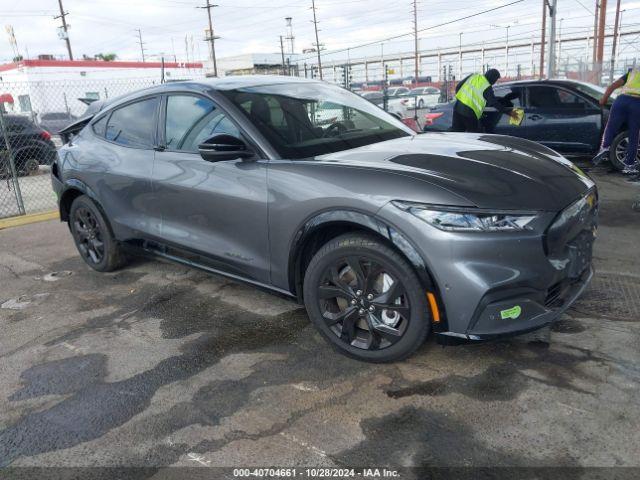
(198, 134), (254, 162)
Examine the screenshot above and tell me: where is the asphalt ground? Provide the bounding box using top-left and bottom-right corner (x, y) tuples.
(0, 168), (639, 478)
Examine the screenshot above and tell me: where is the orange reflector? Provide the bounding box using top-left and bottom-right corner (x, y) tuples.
(427, 292), (441, 323)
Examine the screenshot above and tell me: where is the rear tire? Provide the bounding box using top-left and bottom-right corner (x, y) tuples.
(303, 233), (431, 362)
(610, 131), (640, 172)
(69, 195), (126, 272)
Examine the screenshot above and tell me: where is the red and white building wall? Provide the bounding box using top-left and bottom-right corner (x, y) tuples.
(0, 59), (204, 118)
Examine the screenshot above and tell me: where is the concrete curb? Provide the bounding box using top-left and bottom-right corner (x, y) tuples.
(0, 210), (59, 230)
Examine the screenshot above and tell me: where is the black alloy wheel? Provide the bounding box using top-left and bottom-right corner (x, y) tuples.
(73, 206), (105, 266)
(318, 256), (410, 350)
(69, 195), (126, 272)
(304, 234), (431, 362)
(610, 131), (640, 171)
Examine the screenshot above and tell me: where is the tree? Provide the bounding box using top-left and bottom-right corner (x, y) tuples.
(12, 55), (23, 62)
(94, 53), (117, 61)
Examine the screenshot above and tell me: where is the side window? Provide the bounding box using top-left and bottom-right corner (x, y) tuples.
(105, 97), (158, 148)
(92, 115), (108, 137)
(528, 86), (588, 109)
(166, 94), (240, 152)
(493, 87), (522, 108)
(556, 89), (591, 109)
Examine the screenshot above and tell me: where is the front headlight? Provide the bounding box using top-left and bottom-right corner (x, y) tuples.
(393, 201), (538, 232)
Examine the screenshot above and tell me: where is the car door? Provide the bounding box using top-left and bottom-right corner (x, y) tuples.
(83, 96), (160, 239)
(483, 85), (525, 137)
(524, 85), (602, 154)
(152, 93), (270, 283)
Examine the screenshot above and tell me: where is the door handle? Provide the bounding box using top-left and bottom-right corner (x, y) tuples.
(528, 114), (542, 121)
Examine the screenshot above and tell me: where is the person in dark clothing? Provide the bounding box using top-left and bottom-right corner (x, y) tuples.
(452, 69), (517, 133)
(592, 66), (640, 177)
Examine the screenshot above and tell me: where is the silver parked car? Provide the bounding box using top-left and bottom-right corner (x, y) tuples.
(53, 76), (597, 362)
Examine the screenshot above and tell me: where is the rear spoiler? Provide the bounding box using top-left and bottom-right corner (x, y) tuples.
(58, 116), (93, 144)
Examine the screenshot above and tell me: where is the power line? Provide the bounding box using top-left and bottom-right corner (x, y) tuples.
(295, 0), (526, 63)
(198, 0), (219, 76)
(54, 0), (73, 60)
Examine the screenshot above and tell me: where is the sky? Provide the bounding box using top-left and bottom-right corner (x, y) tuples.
(1, 0), (639, 66)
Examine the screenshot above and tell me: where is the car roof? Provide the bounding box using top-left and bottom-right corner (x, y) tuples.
(88, 75), (324, 113)
(498, 78), (592, 89)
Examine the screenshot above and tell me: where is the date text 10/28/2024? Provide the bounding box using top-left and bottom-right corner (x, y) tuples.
(233, 468), (400, 478)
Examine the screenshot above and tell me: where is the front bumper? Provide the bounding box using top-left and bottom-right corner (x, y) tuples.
(435, 266), (593, 345)
(377, 189), (598, 343)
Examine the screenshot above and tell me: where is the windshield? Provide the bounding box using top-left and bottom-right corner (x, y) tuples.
(222, 82), (413, 159)
(570, 81), (616, 105)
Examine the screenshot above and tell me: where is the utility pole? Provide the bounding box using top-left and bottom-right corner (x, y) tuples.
(505, 25), (510, 78)
(539, 0), (547, 79)
(311, 0), (323, 80)
(596, 0), (608, 82)
(458, 32), (463, 80)
(199, 0), (219, 76)
(55, 0), (73, 60)
(136, 29), (146, 62)
(592, 0), (599, 69)
(609, 0), (622, 81)
(413, 0), (419, 85)
(279, 36), (287, 75)
(557, 18), (564, 70)
(547, 0), (558, 79)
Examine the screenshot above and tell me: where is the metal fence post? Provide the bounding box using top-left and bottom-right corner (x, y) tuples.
(0, 108), (26, 216)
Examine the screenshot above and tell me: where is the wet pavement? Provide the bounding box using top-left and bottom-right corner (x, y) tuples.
(0, 169), (639, 475)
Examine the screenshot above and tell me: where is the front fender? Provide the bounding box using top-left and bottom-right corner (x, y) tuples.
(287, 208), (438, 298)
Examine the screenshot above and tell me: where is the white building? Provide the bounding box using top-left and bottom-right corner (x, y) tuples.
(0, 59), (205, 118)
(215, 53), (300, 77)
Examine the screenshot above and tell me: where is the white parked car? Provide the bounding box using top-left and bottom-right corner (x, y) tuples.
(404, 86), (441, 109)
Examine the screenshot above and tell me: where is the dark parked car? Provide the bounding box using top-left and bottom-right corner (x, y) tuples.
(53, 76), (597, 362)
(38, 111), (77, 134)
(0, 114), (57, 176)
(423, 79), (638, 170)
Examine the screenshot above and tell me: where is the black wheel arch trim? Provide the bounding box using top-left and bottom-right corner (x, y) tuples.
(58, 179), (105, 224)
(287, 208), (447, 330)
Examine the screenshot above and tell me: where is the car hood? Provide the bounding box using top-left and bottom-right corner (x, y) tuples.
(314, 132), (595, 211)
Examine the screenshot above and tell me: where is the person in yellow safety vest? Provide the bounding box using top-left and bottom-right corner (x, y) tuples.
(452, 69), (518, 133)
(592, 66), (640, 179)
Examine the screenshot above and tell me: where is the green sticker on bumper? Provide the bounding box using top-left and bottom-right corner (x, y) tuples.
(500, 305), (522, 320)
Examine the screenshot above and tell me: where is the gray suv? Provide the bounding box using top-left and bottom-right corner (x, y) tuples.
(52, 76), (597, 362)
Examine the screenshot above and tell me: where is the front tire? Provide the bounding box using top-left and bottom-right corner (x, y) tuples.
(610, 131), (640, 171)
(417, 99), (425, 109)
(69, 195), (126, 272)
(303, 234), (431, 362)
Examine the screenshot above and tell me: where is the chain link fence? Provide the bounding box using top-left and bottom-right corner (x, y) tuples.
(0, 77), (170, 219)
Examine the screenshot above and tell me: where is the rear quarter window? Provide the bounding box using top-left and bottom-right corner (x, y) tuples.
(105, 97), (158, 148)
(92, 115), (108, 137)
